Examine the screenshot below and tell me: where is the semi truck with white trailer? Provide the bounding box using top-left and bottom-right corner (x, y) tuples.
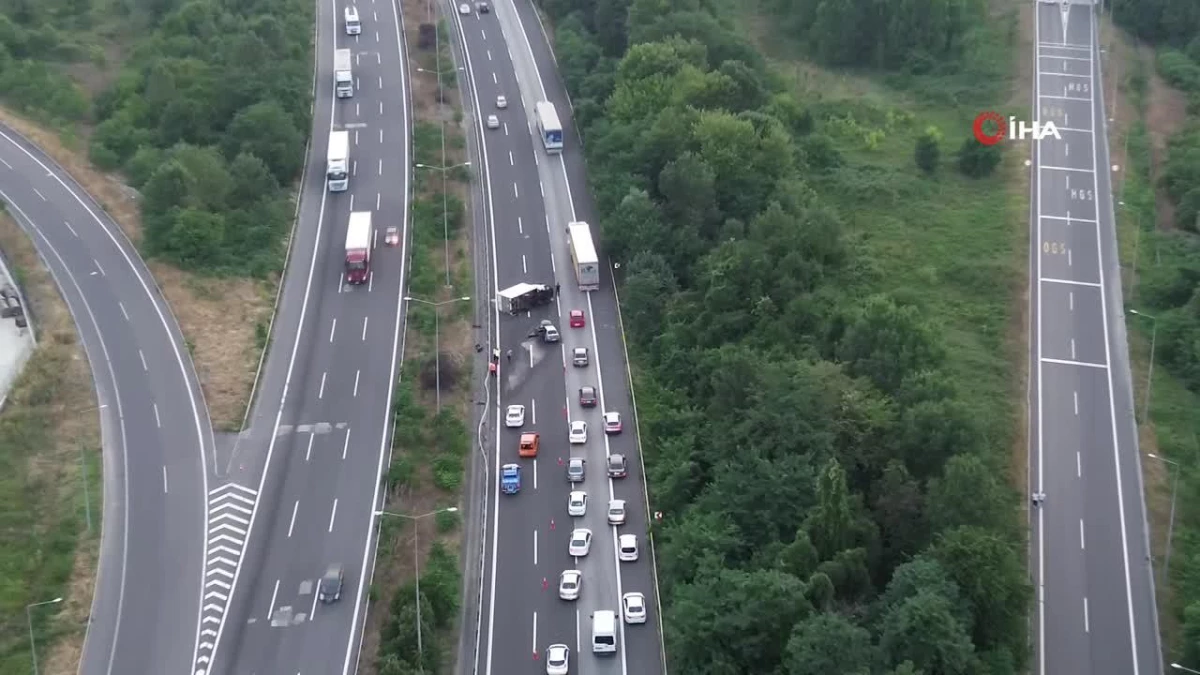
(344, 211), (372, 285)
(327, 130), (349, 192)
(567, 222), (600, 291)
(334, 48), (354, 98)
(497, 282), (555, 314)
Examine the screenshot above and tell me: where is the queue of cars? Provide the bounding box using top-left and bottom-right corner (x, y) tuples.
(499, 308), (649, 670)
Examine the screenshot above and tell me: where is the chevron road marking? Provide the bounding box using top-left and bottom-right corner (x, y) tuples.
(194, 482), (258, 673)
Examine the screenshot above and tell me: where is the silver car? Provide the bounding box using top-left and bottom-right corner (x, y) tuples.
(567, 457), (585, 482)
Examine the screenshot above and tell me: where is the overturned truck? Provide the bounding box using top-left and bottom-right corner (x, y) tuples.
(497, 282), (555, 315)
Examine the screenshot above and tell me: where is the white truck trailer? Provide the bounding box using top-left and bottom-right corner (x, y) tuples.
(344, 211), (372, 285)
(334, 49), (354, 98)
(567, 222), (599, 291)
(327, 130), (349, 192)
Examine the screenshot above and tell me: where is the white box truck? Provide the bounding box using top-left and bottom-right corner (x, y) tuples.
(334, 49), (354, 98)
(591, 610), (617, 654)
(344, 211), (372, 285)
(567, 222), (600, 291)
(327, 130), (349, 192)
(496, 282), (555, 314)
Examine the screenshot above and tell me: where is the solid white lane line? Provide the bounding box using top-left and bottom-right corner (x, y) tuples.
(319, 371), (327, 399)
(306, 432), (315, 462)
(288, 501), (299, 537)
(342, 427), (350, 460)
(328, 498), (338, 532)
(353, 369), (361, 397)
(362, 316), (369, 340)
(1041, 214), (1096, 222)
(139, 350), (148, 372)
(330, 319), (337, 343)
(153, 403), (161, 428)
(267, 579), (280, 620)
(1042, 277), (1100, 287)
(576, 611), (581, 652)
(1042, 357), (1106, 369)
(1040, 164), (1092, 172)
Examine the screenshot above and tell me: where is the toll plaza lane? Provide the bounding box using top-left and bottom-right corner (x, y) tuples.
(1030, 4), (1159, 675)
(451, 1), (665, 674)
(0, 125), (214, 674)
(203, 0), (412, 672)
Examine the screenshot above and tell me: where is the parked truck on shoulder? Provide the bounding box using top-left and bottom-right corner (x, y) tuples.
(344, 211), (372, 285)
(335, 49), (354, 98)
(567, 222), (600, 291)
(327, 130), (349, 192)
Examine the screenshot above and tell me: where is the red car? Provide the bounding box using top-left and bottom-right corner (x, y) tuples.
(569, 309), (585, 328)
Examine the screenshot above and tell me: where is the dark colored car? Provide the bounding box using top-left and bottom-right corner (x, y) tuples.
(476, 1), (490, 13)
(318, 563), (344, 603)
(607, 453), (628, 478)
(579, 386), (597, 407)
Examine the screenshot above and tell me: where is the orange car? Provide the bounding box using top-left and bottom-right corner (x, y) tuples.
(519, 432), (540, 458)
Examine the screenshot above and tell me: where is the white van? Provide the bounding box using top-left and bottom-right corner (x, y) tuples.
(591, 610), (617, 654)
(344, 6), (361, 35)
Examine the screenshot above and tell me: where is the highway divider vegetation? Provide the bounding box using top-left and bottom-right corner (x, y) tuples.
(1110, 0), (1200, 662)
(541, 0), (1030, 671)
(87, 0), (312, 276)
(371, 11), (472, 675)
(0, 209), (101, 672)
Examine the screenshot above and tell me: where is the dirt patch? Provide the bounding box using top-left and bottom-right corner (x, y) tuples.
(1145, 61), (1188, 230)
(0, 106), (275, 430)
(0, 211), (102, 675)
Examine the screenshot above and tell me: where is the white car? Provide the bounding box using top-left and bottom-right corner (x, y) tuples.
(568, 490), (587, 517)
(603, 411), (622, 434)
(496, 94), (508, 109)
(618, 533), (638, 562)
(458, 2), (470, 14)
(505, 404), (525, 428)
(559, 570), (582, 600)
(607, 499), (626, 525)
(486, 114), (500, 129)
(568, 528), (592, 557)
(546, 644), (569, 675)
(622, 592), (647, 624)
(569, 420), (587, 444)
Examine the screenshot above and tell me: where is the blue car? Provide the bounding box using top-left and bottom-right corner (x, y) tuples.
(501, 463), (521, 494)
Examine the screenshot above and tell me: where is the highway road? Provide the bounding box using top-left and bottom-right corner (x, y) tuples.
(1030, 2), (1160, 674)
(0, 126), (214, 673)
(202, 0), (412, 671)
(449, 1), (666, 673)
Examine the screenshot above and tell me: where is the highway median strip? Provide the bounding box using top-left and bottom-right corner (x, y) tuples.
(363, 5), (474, 674)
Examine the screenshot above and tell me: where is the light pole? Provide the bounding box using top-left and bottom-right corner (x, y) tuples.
(1148, 452), (1181, 584)
(414, 161), (472, 287)
(1129, 309), (1157, 423)
(374, 507), (458, 667)
(26, 596), (62, 675)
(1172, 664), (1200, 674)
(403, 295), (470, 410)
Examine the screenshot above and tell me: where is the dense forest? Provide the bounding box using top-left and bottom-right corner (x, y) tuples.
(540, 0), (1028, 673)
(86, 0), (313, 276)
(1112, 0), (1200, 665)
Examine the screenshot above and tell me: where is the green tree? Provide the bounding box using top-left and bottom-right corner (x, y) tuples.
(879, 590), (975, 675)
(836, 294), (946, 395)
(164, 208), (226, 268)
(224, 100), (304, 183)
(783, 613), (875, 675)
(957, 137), (1001, 178)
(805, 458), (855, 559)
(931, 527), (1031, 658)
(228, 152), (280, 209)
(915, 127), (941, 174)
(926, 454), (1014, 535)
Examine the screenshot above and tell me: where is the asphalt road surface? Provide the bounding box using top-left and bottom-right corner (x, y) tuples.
(0, 126), (214, 674)
(449, 1), (667, 673)
(202, 0), (412, 671)
(1030, 3), (1160, 674)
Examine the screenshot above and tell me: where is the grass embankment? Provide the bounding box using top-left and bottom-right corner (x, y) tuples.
(0, 0), (313, 432)
(1102, 18), (1200, 660)
(0, 209), (101, 674)
(738, 0), (1029, 488)
(363, 7), (474, 674)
